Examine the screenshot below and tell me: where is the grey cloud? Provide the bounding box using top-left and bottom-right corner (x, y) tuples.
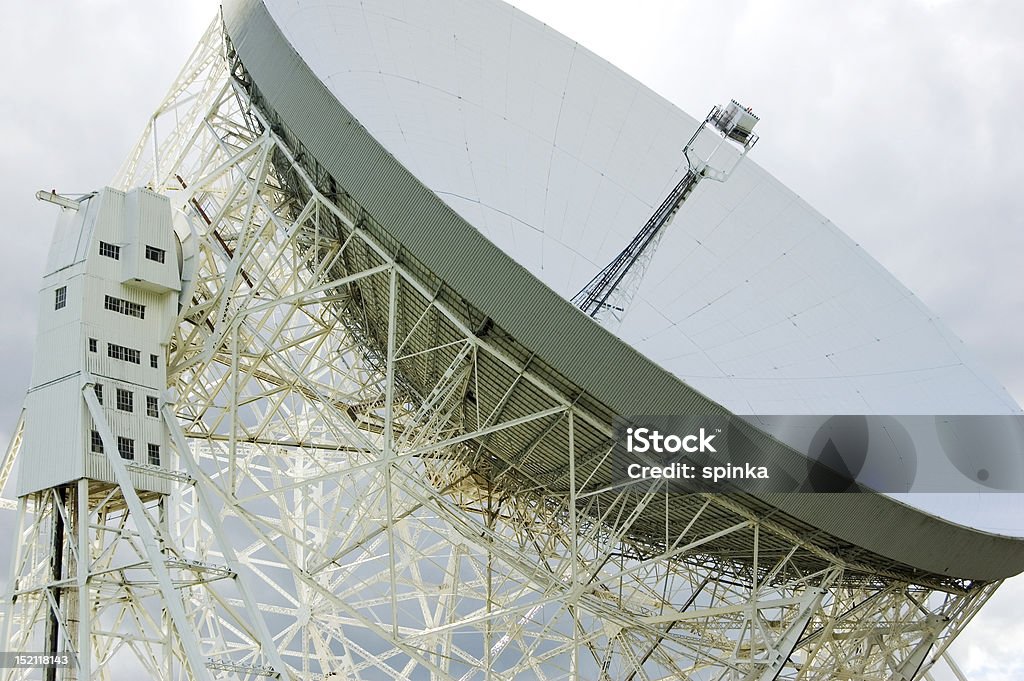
(2, 2), (1022, 677)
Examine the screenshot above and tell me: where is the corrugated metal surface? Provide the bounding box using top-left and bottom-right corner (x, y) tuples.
(122, 189), (180, 292)
(18, 380), (85, 494)
(85, 453), (171, 496)
(222, 0), (1024, 582)
(19, 187), (177, 497)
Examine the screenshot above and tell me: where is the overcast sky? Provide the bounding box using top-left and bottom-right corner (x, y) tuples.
(1, 1), (1022, 678)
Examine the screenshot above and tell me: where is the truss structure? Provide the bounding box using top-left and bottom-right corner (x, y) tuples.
(0, 18), (998, 681)
(572, 103), (757, 328)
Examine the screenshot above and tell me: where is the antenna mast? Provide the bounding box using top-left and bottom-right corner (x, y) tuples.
(572, 101), (760, 326)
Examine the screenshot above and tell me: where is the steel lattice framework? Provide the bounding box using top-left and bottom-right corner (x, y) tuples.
(572, 103), (757, 326)
(0, 19), (997, 681)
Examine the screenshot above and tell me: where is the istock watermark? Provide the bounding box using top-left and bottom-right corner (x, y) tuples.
(613, 415), (1024, 493)
(625, 426), (718, 454)
(623, 425), (769, 483)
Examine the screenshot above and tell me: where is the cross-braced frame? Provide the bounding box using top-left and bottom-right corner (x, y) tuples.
(0, 18), (998, 681)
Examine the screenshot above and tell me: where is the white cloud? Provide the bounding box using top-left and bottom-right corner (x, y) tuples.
(949, 574), (1024, 680)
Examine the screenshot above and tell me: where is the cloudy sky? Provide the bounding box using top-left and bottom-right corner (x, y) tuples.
(1, 1), (1022, 678)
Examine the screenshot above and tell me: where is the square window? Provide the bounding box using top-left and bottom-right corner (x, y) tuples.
(147, 443), (161, 466)
(90, 430), (104, 454)
(89, 338), (97, 352)
(116, 388), (133, 413)
(94, 383), (103, 405)
(146, 395), (159, 418)
(150, 354), (159, 369)
(145, 245), (166, 263)
(99, 241), (120, 260)
(117, 436), (134, 460)
(54, 286), (67, 310)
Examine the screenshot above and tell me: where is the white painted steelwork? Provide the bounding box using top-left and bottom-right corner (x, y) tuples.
(573, 101), (759, 327)
(258, 0), (1018, 417)
(0, 4), (1018, 680)
(18, 187), (180, 496)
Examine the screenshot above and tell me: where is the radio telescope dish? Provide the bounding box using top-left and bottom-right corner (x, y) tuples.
(2, 1), (1021, 679)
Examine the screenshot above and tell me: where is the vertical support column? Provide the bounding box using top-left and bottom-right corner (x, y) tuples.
(76, 478), (91, 680)
(383, 265), (400, 641)
(484, 466), (494, 681)
(568, 410), (580, 678)
(229, 321), (239, 496)
(44, 488), (66, 681)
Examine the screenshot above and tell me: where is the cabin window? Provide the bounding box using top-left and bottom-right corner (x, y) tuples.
(117, 436), (134, 460)
(108, 343), (141, 364)
(99, 241), (120, 259)
(145, 245), (166, 263)
(104, 295), (145, 319)
(116, 388), (133, 413)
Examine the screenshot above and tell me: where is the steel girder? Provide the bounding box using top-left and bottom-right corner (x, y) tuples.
(0, 18), (996, 681)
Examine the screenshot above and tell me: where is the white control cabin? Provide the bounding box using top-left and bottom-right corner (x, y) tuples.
(18, 187), (181, 496)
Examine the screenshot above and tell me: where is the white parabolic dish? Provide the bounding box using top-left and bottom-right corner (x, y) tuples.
(256, 0), (1019, 418)
(221, 0), (1024, 578)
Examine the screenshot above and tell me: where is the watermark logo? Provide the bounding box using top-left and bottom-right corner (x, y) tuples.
(613, 414), (1024, 493)
(625, 426), (718, 454)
